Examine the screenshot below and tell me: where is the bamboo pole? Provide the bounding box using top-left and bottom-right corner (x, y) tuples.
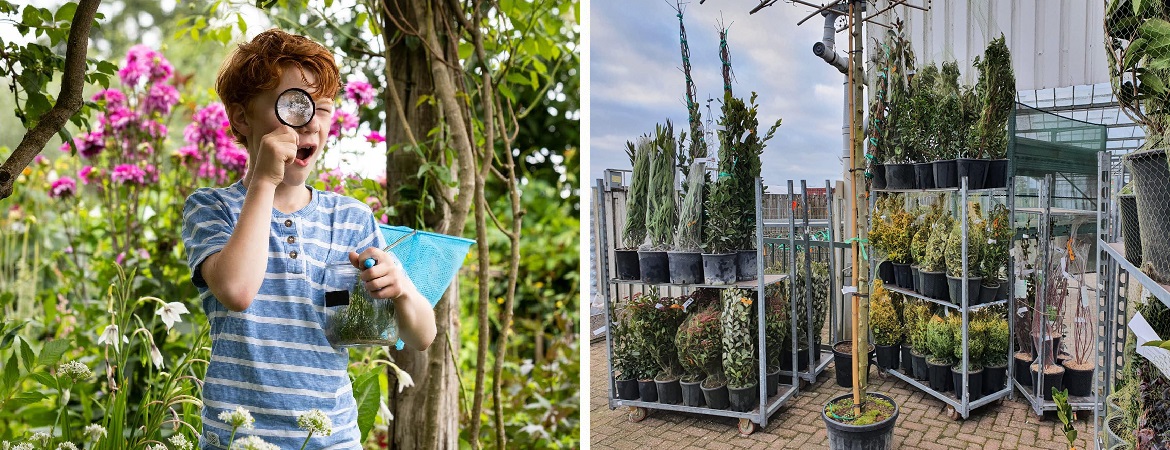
(848, 0), (861, 415)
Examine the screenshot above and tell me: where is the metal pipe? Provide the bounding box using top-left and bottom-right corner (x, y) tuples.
(812, 10), (849, 74)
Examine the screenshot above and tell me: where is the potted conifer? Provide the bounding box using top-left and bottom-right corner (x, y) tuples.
(906, 300), (931, 381)
(944, 202), (986, 305)
(925, 314), (955, 392)
(972, 35), (1015, 189)
(953, 314), (986, 402)
(921, 214), (952, 301)
(640, 122), (678, 284)
(871, 280), (902, 371)
(616, 138), (652, 280)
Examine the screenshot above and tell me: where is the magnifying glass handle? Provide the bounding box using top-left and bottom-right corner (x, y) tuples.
(363, 258), (376, 269)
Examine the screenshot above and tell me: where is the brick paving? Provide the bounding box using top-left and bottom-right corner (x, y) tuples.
(589, 341), (1094, 449)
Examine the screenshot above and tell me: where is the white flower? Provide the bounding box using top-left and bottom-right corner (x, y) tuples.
(56, 443), (78, 450)
(228, 436), (279, 450)
(217, 406), (255, 430)
(57, 360), (92, 382)
(97, 325), (128, 351)
(12, 444), (33, 450)
(149, 345), (164, 369)
(2, 441), (9, 450)
(391, 364), (414, 393)
(146, 444), (166, 450)
(296, 409), (334, 437)
(83, 424), (107, 440)
(155, 301), (189, 330)
(29, 432), (51, 447)
(168, 434), (193, 450)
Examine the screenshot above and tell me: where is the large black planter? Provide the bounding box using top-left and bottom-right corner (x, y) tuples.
(984, 159), (1009, 189)
(946, 275), (982, 306)
(920, 270), (947, 301)
(1030, 364), (1065, 401)
(1062, 364), (1094, 397)
(900, 344), (913, 375)
(766, 368), (781, 397)
(1014, 353), (1034, 387)
(956, 158), (989, 190)
(655, 375), (682, 405)
(914, 162), (935, 189)
(927, 359), (953, 392)
(638, 379), (659, 402)
(780, 345), (812, 372)
(737, 250), (758, 281)
(875, 344), (900, 371)
(878, 261), (896, 285)
(933, 159), (958, 188)
(1124, 148), (1170, 284)
(615, 377), (640, 400)
(980, 280), (1001, 304)
(871, 164), (887, 190)
(728, 383), (759, 413)
(885, 163), (915, 190)
(702, 253), (737, 285)
(834, 341), (873, 388)
(823, 393), (899, 450)
(911, 351), (929, 381)
(892, 263), (912, 289)
(1120, 193), (1143, 267)
(910, 266), (921, 293)
(614, 250), (641, 280)
(638, 251), (669, 284)
(681, 378), (706, 407)
(700, 380), (730, 410)
(951, 367), (984, 402)
(668, 251), (703, 284)
(983, 364), (1008, 396)
(996, 278), (1009, 301)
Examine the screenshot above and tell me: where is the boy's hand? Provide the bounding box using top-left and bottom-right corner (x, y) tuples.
(254, 126), (298, 187)
(349, 248), (416, 300)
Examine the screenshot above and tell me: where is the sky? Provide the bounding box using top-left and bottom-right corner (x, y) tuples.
(589, 0), (851, 189)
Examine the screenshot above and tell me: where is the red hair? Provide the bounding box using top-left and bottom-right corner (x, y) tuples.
(215, 29), (340, 145)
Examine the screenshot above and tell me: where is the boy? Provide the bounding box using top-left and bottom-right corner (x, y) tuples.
(182, 29), (436, 449)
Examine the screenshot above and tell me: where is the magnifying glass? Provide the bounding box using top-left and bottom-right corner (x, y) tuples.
(275, 88), (315, 128)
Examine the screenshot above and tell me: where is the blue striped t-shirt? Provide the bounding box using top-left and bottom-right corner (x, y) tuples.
(182, 181), (387, 449)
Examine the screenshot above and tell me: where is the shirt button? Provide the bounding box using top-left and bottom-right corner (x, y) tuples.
(289, 251), (298, 259)
(284, 219), (293, 227)
(287, 236), (297, 244)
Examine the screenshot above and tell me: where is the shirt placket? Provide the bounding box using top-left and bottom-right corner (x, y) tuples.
(280, 217), (305, 274)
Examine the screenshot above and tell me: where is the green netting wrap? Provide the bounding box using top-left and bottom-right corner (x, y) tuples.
(622, 136), (652, 249)
(675, 7), (706, 161)
(673, 160), (706, 251)
(644, 121), (678, 251)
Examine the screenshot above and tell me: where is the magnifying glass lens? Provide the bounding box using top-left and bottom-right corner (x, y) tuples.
(276, 88), (314, 128)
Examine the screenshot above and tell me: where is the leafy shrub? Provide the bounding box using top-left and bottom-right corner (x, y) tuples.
(721, 288), (757, 389)
(870, 280), (901, 347)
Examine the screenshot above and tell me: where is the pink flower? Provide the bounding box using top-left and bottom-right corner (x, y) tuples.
(111, 164), (146, 186)
(115, 252), (126, 266)
(35, 155), (48, 165)
(137, 248), (150, 260)
(143, 164), (159, 183)
(144, 84), (180, 116)
(185, 103), (230, 147)
(92, 89), (126, 108)
(78, 166), (97, 184)
(61, 131), (106, 159)
(143, 121), (168, 140)
(345, 80), (376, 107)
(177, 144), (202, 162)
(64, 246), (73, 254)
(118, 45), (172, 86)
(380, 213), (389, 224)
(365, 131), (385, 144)
(215, 145), (249, 173)
(101, 107), (137, 133)
(365, 196), (382, 210)
(329, 110), (358, 139)
(49, 177), (76, 198)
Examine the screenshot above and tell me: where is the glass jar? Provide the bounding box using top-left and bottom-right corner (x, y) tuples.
(322, 262), (398, 348)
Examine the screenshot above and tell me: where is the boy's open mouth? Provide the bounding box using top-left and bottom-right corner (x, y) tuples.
(296, 145), (316, 161)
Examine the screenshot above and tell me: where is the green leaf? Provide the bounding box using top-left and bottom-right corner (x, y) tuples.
(54, 2), (77, 22)
(7, 391), (46, 410)
(30, 372), (56, 388)
(21, 5), (39, 26)
(1140, 71), (1168, 94)
(18, 337), (34, 374)
(352, 370), (380, 444)
(37, 339), (70, 367)
(3, 353), (18, 389)
(237, 13), (247, 35)
(1144, 339), (1170, 350)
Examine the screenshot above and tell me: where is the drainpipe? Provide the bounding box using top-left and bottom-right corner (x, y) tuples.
(812, 10), (849, 74)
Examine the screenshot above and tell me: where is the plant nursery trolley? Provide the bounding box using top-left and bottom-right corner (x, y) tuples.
(1093, 151), (1166, 450)
(595, 177), (799, 436)
(871, 176), (1015, 420)
(1011, 174), (1100, 418)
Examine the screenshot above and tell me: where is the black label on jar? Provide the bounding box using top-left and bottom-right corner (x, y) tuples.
(325, 290), (350, 307)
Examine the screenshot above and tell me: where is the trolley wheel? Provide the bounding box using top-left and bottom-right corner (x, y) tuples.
(877, 369), (890, 380)
(738, 418), (756, 436)
(628, 406), (647, 423)
(946, 406), (962, 421)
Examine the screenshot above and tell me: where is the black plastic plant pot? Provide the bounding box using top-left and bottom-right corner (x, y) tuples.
(1107, 414), (1126, 447)
(728, 383), (759, 413)
(780, 346), (812, 372)
(1120, 193), (1143, 267)
(933, 159), (958, 189)
(884, 163), (915, 190)
(985, 159), (1009, 189)
(914, 162), (935, 189)
(871, 164), (887, 190)
(1014, 353), (1034, 387)
(655, 376), (683, 405)
(900, 344), (913, 374)
(996, 278), (1009, 301)
(737, 249), (758, 281)
(911, 351), (929, 381)
(1124, 148), (1170, 284)
(910, 266), (921, 293)
(875, 344), (900, 371)
(983, 364), (1008, 396)
(1062, 364), (1094, 397)
(614, 250), (641, 280)
(766, 367), (780, 397)
(946, 275), (982, 306)
(680, 378), (706, 407)
(638, 251), (669, 284)
(1030, 364), (1065, 401)
(892, 263), (912, 289)
(920, 270), (947, 301)
(822, 393), (899, 450)
(956, 158), (989, 190)
(615, 377), (640, 400)
(979, 280), (1000, 305)
(667, 251), (703, 285)
(927, 359), (953, 392)
(833, 341), (874, 388)
(637, 379), (659, 402)
(700, 380), (730, 410)
(951, 367), (984, 402)
(702, 253), (738, 285)
(878, 261), (896, 285)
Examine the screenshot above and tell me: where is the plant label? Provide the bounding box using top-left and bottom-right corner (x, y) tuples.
(682, 298), (694, 312)
(655, 303), (664, 310)
(1130, 312), (1170, 379)
(1081, 285), (1092, 308)
(1015, 280), (1028, 299)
